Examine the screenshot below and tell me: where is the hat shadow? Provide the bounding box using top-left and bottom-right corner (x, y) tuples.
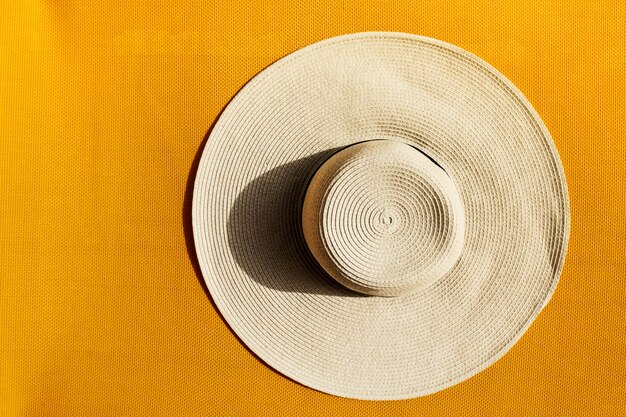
(225, 148), (364, 297)
(184, 135), (364, 310)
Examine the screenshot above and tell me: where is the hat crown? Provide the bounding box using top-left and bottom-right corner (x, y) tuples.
(302, 140), (465, 297)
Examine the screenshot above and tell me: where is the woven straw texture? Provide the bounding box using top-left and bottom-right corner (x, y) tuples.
(192, 33), (569, 400)
(302, 140), (466, 297)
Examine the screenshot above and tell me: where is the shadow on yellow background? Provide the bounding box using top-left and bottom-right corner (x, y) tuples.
(1, 1), (624, 416)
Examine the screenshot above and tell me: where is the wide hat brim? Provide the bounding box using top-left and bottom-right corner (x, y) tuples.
(192, 32), (570, 400)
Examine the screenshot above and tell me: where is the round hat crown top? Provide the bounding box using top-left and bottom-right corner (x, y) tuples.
(302, 140), (466, 297)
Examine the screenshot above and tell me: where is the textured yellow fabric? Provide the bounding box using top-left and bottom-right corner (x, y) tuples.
(0, 1), (623, 416)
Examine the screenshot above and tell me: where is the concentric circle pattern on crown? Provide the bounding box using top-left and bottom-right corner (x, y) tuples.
(302, 140), (465, 297)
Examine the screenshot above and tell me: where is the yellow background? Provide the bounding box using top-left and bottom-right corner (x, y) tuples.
(1, 1), (624, 416)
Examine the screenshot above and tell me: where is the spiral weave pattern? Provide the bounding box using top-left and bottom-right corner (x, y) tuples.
(192, 32), (569, 400)
(302, 140), (465, 296)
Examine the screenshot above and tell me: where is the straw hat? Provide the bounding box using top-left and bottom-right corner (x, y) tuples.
(192, 32), (569, 400)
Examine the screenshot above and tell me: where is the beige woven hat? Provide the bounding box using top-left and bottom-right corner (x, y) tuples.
(192, 32), (569, 400)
